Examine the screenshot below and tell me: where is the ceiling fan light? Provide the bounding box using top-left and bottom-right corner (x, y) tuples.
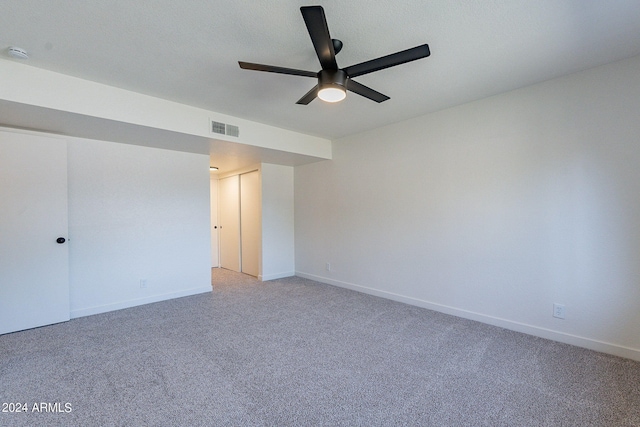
(318, 86), (346, 103)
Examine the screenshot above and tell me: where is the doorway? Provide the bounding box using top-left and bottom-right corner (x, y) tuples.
(216, 169), (260, 277)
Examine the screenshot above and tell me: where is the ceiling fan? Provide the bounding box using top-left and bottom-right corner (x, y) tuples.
(238, 5), (430, 104)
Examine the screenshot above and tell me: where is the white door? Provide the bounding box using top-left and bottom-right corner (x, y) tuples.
(210, 176), (219, 268)
(219, 175), (240, 272)
(0, 130), (70, 335)
(240, 171), (260, 277)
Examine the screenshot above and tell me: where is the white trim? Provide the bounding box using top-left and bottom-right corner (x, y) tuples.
(295, 271), (640, 362)
(70, 286), (212, 319)
(260, 271), (295, 282)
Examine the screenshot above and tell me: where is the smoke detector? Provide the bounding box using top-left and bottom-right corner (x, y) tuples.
(7, 47), (29, 59)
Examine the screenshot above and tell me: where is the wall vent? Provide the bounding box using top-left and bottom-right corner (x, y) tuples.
(210, 120), (239, 138)
(211, 121), (226, 135)
(226, 124), (240, 137)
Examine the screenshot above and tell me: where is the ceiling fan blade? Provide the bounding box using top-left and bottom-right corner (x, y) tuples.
(239, 61), (317, 77)
(346, 80), (390, 103)
(300, 6), (338, 70)
(296, 85), (319, 105)
(343, 44), (430, 78)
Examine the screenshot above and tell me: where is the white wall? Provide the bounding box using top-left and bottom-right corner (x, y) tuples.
(295, 54), (640, 361)
(261, 163), (295, 281)
(68, 137), (211, 317)
(0, 58), (332, 160)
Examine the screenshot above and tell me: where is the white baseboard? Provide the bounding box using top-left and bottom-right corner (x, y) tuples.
(259, 271), (295, 281)
(296, 271), (640, 362)
(70, 286), (212, 319)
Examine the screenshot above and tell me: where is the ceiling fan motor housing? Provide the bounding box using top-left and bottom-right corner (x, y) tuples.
(318, 69), (348, 90)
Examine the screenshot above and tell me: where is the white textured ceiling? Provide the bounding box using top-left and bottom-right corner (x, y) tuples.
(2, 0), (640, 140)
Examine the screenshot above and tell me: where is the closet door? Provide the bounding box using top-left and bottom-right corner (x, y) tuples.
(219, 175), (240, 272)
(210, 176), (219, 268)
(0, 130), (70, 334)
(240, 170), (260, 277)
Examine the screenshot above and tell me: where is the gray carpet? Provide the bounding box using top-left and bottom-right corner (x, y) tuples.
(1, 269), (639, 426)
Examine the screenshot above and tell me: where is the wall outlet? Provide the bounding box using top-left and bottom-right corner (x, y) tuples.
(553, 303), (565, 319)
(325, 262), (331, 272)
(140, 279), (147, 289)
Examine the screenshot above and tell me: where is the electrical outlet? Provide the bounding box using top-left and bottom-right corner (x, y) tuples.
(140, 279), (147, 289)
(325, 262), (331, 272)
(553, 303), (565, 319)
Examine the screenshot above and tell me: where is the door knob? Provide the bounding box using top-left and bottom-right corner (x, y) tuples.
(56, 237), (66, 244)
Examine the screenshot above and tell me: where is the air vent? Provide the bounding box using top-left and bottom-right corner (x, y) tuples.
(210, 120), (240, 138)
(211, 121), (226, 135)
(226, 124), (239, 137)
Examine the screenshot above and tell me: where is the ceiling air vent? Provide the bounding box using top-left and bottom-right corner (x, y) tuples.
(211, 120), (226, 135)
(210, 120), (239, 138)
(226, 124), (239, 137)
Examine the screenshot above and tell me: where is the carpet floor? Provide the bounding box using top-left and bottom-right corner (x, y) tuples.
(1, 268), (640, 426)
